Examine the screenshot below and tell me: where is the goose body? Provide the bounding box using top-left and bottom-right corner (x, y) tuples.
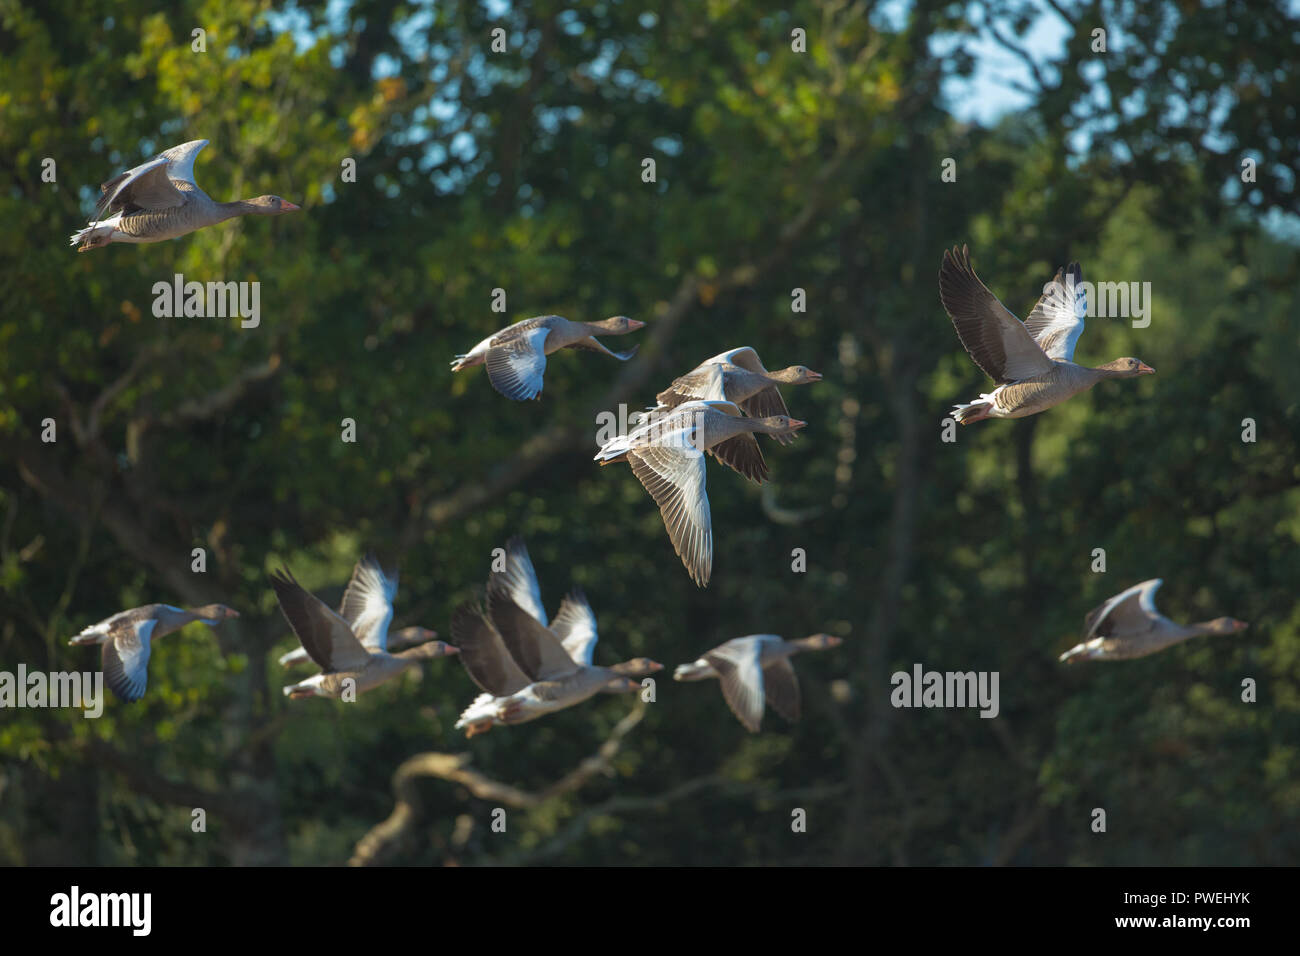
(674, 634), (841, 732)
(71, 140), (298, 250)
(450, 314), (644, 401)
(67, 602), (239, 702)
(646, 347), (821, 446)
(276, 555), (438, 666)
(1059, 579), (1247, 662)
(939, 245), (1154, 422)
(272, 566), (457, 699)
(594, 400), (806, 586)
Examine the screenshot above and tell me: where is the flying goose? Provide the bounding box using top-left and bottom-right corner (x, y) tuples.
(68, 603), (239, 702)
(593, 400), (807, 586)
(939, 245), (1154, 423)
(272, 568), (458, 699)
(71, 139), (299, 251)
(454, 536), (609, 734)
(644, 347), (821, 446)
(1059, 579), (1248, 662)
(674, 634), (842, 733)
(452, 576), (660, 736)
(450, 314), (645, 401)
(276, 554), (439, 666)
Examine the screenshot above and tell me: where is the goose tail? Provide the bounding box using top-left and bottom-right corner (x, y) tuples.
(593, 434), (633, 462)
(950, 394), (996, 424)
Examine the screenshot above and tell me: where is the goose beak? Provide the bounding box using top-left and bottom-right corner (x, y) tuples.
(1137, 362), (1155, 375)
(281, 200), (301, 212)
(441, 644), (461, 656)
(627, 319), (646, 330)
(227, 609), (241, 619)
(647, 660), (664, 672)
(807, 370), (824, 382)
(790, 419), (808, 430)
(1232, 619), (1249, 632)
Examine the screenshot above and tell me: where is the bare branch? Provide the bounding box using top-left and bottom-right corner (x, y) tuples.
(137, 354), (283, 431)
(349, 702), (648, 866)
(984, 18), (1053, 94)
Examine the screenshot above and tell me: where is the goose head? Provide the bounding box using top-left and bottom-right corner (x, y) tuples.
(774, 365), (823, 385)
(1098, 357), (1155, 377)
(245, 195), (300, 214)
(612, 657), (664, 676)
(798, 633), (843, 650)
(754, 415), (807, 437)
(592, 315), (645, 334)
(193, 604), (240, 623)
(1200, 617), (1249, 635)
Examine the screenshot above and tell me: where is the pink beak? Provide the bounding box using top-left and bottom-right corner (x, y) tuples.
(281, 200), (301, 212)
(807, 370), (824, 381)
(628, 319), (646, 330)
(789, 419), (808, 429)
(1137, 362), (1155, 374)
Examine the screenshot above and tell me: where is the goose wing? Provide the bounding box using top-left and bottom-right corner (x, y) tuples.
(486, 577), (579, 680)
(551, 587), (600, 667)
(939, 245), (1055, 384)
(656, 362), (728, 408)
(707, 347), (766, 373)
(1083, 578), (1165, 640)
(485, 327), (550, 401)
(497, 536), (548, 626)
(338, 554), (398, 651)
(450, 600), (532, 696)
(761, 657), (802, 723)
(704, 637), (766, 732)
(94, 139), (208, 219)
(709, 430), (769, 483)
(270, 569), (370, 672)
(627, 437), (713, 587)
(101, 618), (157, 703)
(1023, 262), (1087, 361)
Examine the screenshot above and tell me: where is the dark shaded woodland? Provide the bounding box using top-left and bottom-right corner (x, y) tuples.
(1, 0), (1298, 865)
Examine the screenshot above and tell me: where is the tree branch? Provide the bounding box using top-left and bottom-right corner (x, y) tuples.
(349, 701), (648, 866)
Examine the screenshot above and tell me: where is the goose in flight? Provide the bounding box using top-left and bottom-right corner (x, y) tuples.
(643, 347), (821, 446)
(450, 314), (644, 401)
(451, 587), (660, 736)
(455, 535), (576, 733)
(68, 603), (239, 702)
(674, 634), (842, 732)
(594, 400), (806, 586)
(1059, 579), (1248, 662)
(71, 139), (298, 250)
(272, 567), (457, 699)
(939, 245), (1153, 423)
(276, 554), (439, 666)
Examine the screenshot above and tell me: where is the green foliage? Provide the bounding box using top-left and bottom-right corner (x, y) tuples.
(1, 0), (1297, 865)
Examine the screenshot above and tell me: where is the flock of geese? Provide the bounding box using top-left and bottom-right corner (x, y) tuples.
(64, 141), (1248, 740)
